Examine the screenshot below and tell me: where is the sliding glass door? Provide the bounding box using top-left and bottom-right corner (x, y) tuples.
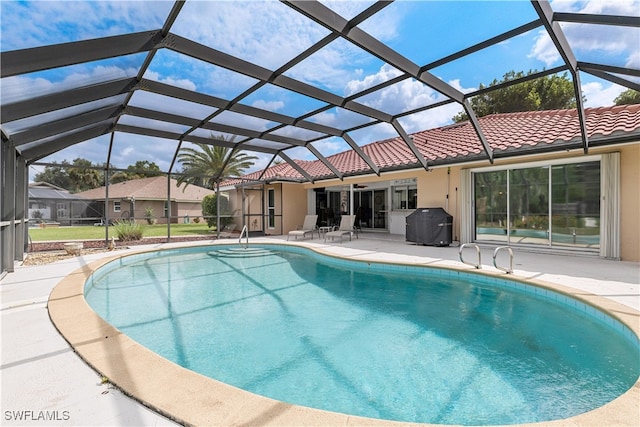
(474, 170), (508, 242)
(509, 167), (550, 245)
(551, 162), (600, 248)
(474, 160), (600, 250)
(354, 190), (387, 230)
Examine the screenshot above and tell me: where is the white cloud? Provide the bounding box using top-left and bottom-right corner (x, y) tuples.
(1, 76), (56, 104)
(171, 1), (328, 71)
(528, 31), (561, 68)
(397, 103), (465, 134)
(120, 147), (135, 157)
(1, 1), (170, 51)
(345, 64), (403, 96)
(626, 49), (640, 69)
(143, 70), (197, 92)
(581, 81), (626, 107)
(1, 65), (137, 104)
(531, 1), (640, 67)
(342, 65), (474, 133)
(551, 0), (640, 15)
(310, 137), (349, 158)
(251, 100), (285, 112)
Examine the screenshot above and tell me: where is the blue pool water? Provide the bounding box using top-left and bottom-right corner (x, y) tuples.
(85, 245), (639, 425)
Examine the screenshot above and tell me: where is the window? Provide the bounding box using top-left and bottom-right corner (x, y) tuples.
(114, 201), (121, 212)
(392, 184), (417, 210)
(56, 202), (67, 218)
(267, 188), (275, 229)
(164, 201), (169, 218)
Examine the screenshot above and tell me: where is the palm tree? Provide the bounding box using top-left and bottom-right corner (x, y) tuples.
(176, 134), (258, 189)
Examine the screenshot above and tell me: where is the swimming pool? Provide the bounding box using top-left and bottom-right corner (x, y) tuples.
(83, 244), (639, 425)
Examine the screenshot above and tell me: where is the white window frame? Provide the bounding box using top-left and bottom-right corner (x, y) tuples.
(113, 201), (121, 213)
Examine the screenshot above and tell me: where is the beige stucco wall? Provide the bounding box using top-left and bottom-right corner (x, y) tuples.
(281, 183), (309, 235)
(178, 202), (204, 224)
(618, 144), (640, 261)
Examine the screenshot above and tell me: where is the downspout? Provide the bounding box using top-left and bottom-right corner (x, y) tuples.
(446, 167), (450, 211)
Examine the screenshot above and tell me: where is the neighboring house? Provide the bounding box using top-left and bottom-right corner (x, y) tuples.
(220, 104), (640, 262)
(28, 182), (97, 226)
(76, 176), (214, 224)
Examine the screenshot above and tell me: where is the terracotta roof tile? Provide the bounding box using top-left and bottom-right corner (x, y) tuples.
(221, 104), (640, 186)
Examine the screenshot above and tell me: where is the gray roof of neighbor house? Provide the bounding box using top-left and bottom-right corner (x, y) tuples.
(221, 104), (640, 186)
(76, 176), (214, 202)
(28, 182), (89, 201)
(2, 1), (638, 183)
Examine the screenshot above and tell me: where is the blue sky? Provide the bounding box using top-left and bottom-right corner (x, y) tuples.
(1, 0), (638, 179)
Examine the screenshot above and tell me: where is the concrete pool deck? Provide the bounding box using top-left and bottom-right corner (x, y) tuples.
(1, 234), (639, 426)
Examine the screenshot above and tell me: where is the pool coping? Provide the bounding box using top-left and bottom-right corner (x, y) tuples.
(48, 241), (640, 427)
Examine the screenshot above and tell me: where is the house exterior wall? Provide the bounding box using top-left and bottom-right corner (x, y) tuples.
(177, 202), (204, 224)
(104, 200), (187, 224)
(131, 201), (164, 224)
(281, 183), (309, 235)
(618, 144), (639, 261)
(313, 144), (638, 261)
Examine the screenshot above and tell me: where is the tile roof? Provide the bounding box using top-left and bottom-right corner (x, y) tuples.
(76, 176), (214, 201)
(222, 104), (640, 186)
(28, 182), (88, 201)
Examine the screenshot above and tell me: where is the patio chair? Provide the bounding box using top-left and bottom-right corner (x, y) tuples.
(287, 215), (319, 241)
(324, 215), (357, 243)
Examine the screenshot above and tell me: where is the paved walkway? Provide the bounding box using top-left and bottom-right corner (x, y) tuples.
(1, 236), (638, 426)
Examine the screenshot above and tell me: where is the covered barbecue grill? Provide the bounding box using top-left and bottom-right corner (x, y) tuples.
(405, 208), (453, 246)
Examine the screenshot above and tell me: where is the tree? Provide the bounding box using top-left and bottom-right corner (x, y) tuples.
(34, 161), (73, 190)
(110, 160), (162, 184)
(202, 194), (233, 229)
(68, 158), (102, 192)
(126, 160), (162, 179)
(614, 89), (640, 106)
(177, 134), (258, 190)
(453, 70), (578, 122)
(34, 158), (103, 192)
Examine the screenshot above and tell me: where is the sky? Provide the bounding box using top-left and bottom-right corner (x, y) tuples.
(1, 0), (638, 180)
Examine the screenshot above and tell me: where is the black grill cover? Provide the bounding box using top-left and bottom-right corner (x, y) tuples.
(405, 207), (453, 246)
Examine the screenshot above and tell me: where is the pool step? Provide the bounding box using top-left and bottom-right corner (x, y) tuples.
(210, 247), (274, 258)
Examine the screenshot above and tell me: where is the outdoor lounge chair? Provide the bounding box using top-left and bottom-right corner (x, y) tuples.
(324, 215), (357, 243)
(287, 215), (319, 241)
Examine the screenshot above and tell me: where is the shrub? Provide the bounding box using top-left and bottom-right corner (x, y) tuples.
(144, 207), (155, 225)
(113, 219), (144, 241)
(202, 194), (233, 229)
(31, 210), (44, 223)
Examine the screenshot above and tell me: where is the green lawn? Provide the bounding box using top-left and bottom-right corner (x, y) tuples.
(29, 223), (214, 241)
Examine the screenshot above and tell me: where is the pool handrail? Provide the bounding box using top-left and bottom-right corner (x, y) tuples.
(493, 246), (514, 274)
(239, 225), (249, 248)
(459, 243), (481, 269)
